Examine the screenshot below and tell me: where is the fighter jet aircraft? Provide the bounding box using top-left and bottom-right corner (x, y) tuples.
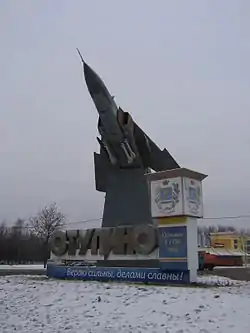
(77, 49), (180, 192)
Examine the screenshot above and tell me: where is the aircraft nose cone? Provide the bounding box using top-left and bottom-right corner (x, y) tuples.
(83, 61), (102, 95)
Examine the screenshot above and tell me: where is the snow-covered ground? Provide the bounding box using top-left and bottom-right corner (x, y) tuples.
(214, 265), (250, 269)
(0, 275), (249, 333)
(0, 265), (44, 270)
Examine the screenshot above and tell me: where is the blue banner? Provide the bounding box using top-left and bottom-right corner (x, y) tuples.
(158, 226), (188, 270)
(47, 264), (190, 284)
(159, 226), (187, 259)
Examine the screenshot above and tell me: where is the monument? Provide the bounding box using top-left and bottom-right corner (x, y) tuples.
(46, 53), (207, 285)
(76, 49), (179, 227)
(146, 168), (207, 282)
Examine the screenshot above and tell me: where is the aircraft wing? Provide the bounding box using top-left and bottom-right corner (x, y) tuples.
(133, 122), (180, 172)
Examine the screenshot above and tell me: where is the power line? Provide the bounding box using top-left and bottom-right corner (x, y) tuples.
(201, 214), (250, 220)
(6, 214), (250, 230)
(7, 217), (102, 229)
(64, 214), (250, 225)
(66, 218), (102, 225)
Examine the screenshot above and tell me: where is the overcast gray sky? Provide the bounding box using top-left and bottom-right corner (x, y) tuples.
(1, 0), (250, 227)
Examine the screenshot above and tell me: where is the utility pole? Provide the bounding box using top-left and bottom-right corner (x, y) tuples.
(241, 235), (247, 267)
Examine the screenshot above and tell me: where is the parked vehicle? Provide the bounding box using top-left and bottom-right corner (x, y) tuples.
(198, 251), (243, 271)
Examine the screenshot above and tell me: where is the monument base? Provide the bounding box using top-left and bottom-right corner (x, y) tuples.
(157, 216), (198, 283)
(102, 168), (152, 227)
(46, 264), (190, 285)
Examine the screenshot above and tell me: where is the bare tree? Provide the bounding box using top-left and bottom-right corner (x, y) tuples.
(0, 221), (7, 238)
(30, 203), (66, 267)
(11, 219), (26, 237)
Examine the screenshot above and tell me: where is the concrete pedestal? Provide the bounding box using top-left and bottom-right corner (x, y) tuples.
(146, 168), (207, 283)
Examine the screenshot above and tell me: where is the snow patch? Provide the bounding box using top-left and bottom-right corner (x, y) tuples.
(197, 275), (246, 287)
(0, 275), (250, 332)
(0, 265), (45, 270)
